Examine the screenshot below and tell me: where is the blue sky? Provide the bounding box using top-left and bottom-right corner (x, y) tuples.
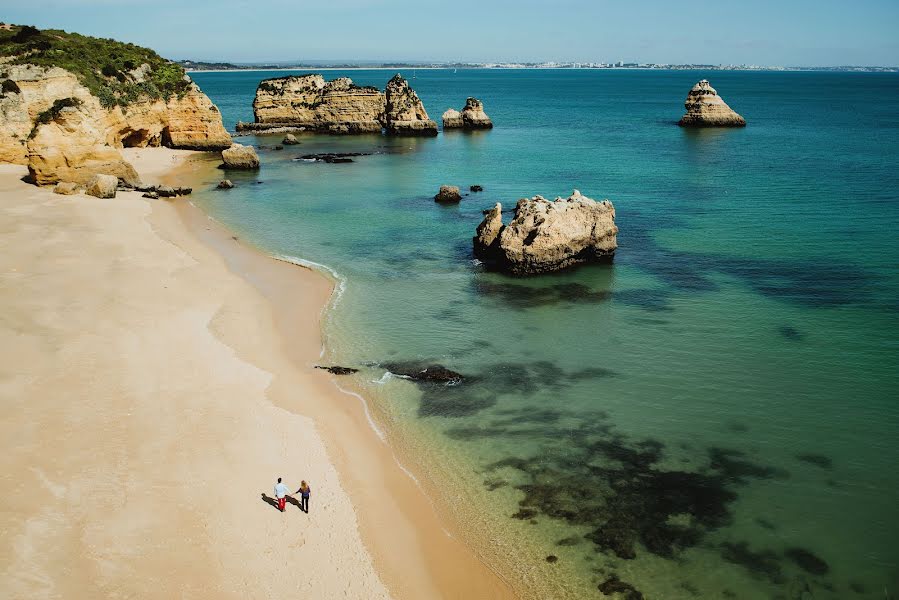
(3, 0), (898, 66)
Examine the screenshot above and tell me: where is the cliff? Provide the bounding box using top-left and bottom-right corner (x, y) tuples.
(443, 97), (493, 130)
(246, 73), (436, 136)
(677, 79), (746, 127)
(250, 74), (385, 133)
(0, 25), (231, 185)
(473, 190), (618, 275)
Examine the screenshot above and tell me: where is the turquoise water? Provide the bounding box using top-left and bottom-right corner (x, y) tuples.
(189, 69), (899, 598)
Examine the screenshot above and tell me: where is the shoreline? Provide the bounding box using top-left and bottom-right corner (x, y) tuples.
(164, 153), (517, 599)
(0, 147), (515, 598)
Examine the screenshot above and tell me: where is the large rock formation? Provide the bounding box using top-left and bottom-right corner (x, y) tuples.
(249, 74), (385, 133)
(242, 73), (437, 137)
(85, 174), (119, 198)
(473, 190), (618, 275)
(677, 80), (746, 127)
(0, 31), (231, 185)
(444, 97), (493, 129)
(383, 74), (437, 136)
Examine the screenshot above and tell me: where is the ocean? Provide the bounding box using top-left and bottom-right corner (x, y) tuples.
(187, 69), (899, 599)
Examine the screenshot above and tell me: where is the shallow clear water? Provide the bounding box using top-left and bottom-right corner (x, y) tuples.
(190, 69), (899, 598)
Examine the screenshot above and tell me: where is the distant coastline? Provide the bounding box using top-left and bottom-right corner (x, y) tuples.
(180, 59), (899, 73)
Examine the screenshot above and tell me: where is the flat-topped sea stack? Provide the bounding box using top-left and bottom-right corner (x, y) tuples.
(248, 74), (385, 134)
(443, 97), (493, 130)
(678, 79), (746, 127)
(474, 190), (617, 275)
(0, 26), (232, 186)
(240, 73), (436, 136)
(383, 74), (437, 136)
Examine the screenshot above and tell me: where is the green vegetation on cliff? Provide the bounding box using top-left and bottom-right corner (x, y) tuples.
(0, 24), (190, 108)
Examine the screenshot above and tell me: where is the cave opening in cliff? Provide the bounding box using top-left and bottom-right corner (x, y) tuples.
(121, 128), (153, 148)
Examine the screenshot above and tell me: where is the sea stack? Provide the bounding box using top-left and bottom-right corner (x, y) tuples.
(678, 80), (746, 127)
(248, 75), (385, 134)
(443, 97), (493, 129)
(473, 190), (617, 275)
(383, 74), (438, 136)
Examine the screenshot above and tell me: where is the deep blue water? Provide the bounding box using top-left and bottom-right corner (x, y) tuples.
(189, 69), (899, 599)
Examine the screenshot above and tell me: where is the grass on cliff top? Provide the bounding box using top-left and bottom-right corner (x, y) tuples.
(0, 24), (190, 108)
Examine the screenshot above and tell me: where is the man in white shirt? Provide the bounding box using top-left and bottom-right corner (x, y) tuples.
(274, 477), (290, 512)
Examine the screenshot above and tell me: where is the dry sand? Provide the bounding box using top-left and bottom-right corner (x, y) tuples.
(0, 149), (515, 599)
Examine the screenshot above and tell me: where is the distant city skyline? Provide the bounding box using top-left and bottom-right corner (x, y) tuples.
(3, 0), (899, 67)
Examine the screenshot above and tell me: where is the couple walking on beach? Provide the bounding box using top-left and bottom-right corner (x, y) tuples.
(274, 477), (312, 513)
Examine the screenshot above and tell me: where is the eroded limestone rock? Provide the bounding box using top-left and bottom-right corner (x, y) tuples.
(678, 80), (746, 127)
(383, 74), (437, 136)
(85, 174), (119, 198)
(473, 190), (618, 275)
(221, 143), (260, 169)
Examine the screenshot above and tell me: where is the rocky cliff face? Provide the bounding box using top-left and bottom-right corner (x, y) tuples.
(473, 190), (618, 275)
(678, 80), (746, 127)
(444, 97), (492, 129)
(383, 74), (437, 136)
(0, 64), (231, 184)
(251, 75), (385, 133)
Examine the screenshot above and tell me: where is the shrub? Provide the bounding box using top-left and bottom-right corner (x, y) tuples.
(0, 25), (193, 108)
(1, 78), (20, 94)
(29, 97), (83, 137)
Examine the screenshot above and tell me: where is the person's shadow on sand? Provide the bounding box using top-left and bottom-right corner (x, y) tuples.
(261, 493), (302, 511)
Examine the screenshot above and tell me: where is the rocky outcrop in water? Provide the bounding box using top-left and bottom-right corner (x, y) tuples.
(434, 185), (461, 203)
(250, 74), (385, 134)
(1, 63), (231, 185)
(678, 80), (746, 127)
(444, 97), (493, 129)
(221, 143), (260, 169)
(245, 73), (436, 136)
(383, 74), (437, 136)
(473, 190), (618, 275)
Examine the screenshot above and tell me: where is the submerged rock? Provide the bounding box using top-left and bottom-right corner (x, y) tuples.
(296, 152), (368, 164)
(470, 185), (484, 192)
(473, 190), (618, 275)
(221, 143), (260, 169)
(384, 363), (464, 384)
(785, 547), (829, 575)
(315, 365), (359, 375)
(383, 74), (438, 136)
(84, 174), (118, 198)
(282, 133), (299, 145)
(598, 575), (644, 600)
(217, 179), (234, 189)
(678, 80), (746, 127)
(434, 185), (462, 203)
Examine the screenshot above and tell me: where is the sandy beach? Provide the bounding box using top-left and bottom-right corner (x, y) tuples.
(0, 148), (514, 599)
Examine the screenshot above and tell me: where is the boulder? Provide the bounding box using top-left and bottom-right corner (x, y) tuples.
(217, 179), (234, 189)
(473, 190), (618, 275)
(84, 174), (119, 199)
(442, 108), (463, 128)
(52, 181), (79, 195)
(460, 97), (493, 129)
(282, 133), (299, 145)
(383, 74), (437, 136)
(678, 80), (746, 127)
(221, 143), (260, 169)
(142, 191), (159, 199)
(435, 185), (461, 203)
(252, 75), (385, 133)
